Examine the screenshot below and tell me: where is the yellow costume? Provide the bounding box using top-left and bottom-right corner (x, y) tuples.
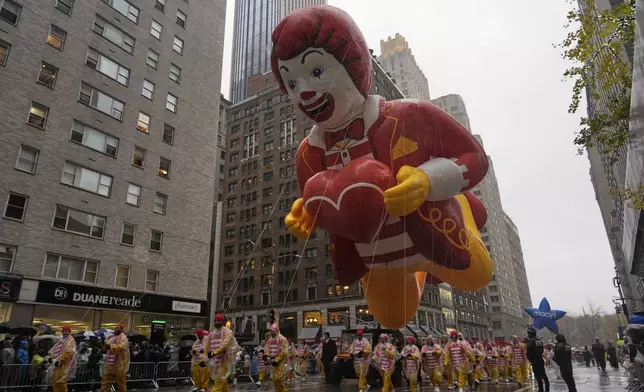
(207, 321), (234, 392)
(191, 330), (210, 391)
(373, 336), (396, 392)
(50, 329), (77, 392)
(287, 342), (297, 382)
(349, 332), (372, 392)
(315, 345), (324, 378)
(264, 325), (288, 392)
(421, 341), (442, 390)
(485, 346), (499, 383)
(100, 327), (129, 392)
(444, 338), (474, 390)
(401, 339), (421, 392)
(295, 341), (310, 381)
(511, 340), (528, 385)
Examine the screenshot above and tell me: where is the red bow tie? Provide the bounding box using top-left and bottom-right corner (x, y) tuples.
(324, 118), (365, 150)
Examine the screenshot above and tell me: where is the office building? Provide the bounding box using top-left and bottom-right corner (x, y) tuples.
(280, 0), (327, 19)
(0, 0), (225, 339)
(379, 33), (431, 101)
(229, 0), (327, 103)
(218, 58), (450, 343)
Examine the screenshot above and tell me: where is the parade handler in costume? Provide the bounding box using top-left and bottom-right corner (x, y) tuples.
(256, 333), (270, 386)
(512, 335), (528, 387)
(273, 5), (493, 330)
(421, 336), (443, 392)
(349, 329), (372, 392)
(49, 326), (77, 392)
(444, 331), (474, 392)
(295, 339), (310, 382)
(207, 314), (234, 392)
(402, 337), (421, 392)
(264, 324), (289, 392)
(191, 329), (210, 392)
(372, 334), (397, 392)
(485, 342), (499, 384)
(100, 323), (129, 392)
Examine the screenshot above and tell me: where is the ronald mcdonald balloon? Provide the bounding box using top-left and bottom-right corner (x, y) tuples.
(274, 5), (493, 329)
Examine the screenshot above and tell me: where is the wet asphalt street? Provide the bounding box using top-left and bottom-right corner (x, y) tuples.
(151, 363), (631, 392)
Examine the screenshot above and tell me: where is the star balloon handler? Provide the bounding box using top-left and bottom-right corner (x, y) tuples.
(100, 323), (129, 392)
(524, 297), (566, 334)
(273, 4), (494, 329)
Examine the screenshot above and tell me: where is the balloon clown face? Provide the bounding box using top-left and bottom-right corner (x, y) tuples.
(272, 5), (492, 331)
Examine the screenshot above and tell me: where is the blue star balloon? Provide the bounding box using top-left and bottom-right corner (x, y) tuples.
(524, 297), (566, 334)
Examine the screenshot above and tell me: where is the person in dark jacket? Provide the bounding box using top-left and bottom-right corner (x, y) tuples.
(321, 332), (337, 386)
(592, 339), (606, 372)
(526, 328), (549, 392)
(606, 341), (619, 369)
(554, 334), (577, 392)
(582, 347), (591, 367)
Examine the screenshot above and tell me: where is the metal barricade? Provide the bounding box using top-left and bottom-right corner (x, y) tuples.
(68, 363), (103, 387)
(155, 361), (192, 384)
(235, 359), (254, 383)
(0, 363), (46, 389)
(126, 362), (158, 388)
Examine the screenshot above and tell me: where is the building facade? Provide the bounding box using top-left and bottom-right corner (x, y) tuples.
(217, 59), (452, 343)
(230, 0), (327, 103)
(0, 0), (225, 340)
(379, 33), (431, 101)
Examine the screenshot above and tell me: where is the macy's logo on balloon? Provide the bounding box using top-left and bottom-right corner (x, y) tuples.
(532, 311), (558, 318)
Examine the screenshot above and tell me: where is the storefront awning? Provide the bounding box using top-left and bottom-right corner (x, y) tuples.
(407, 324), (427, 337)
(298, 326), (320, 341)
(324, 325), (345, 339)
(399, 327), (412, 337)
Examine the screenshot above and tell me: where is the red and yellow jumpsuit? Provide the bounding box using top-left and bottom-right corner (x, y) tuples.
(349, 337), (372, 392)
(100, 333), (129, 392)
(49, 334), (77, 392)
(295, 342), (310, 381)
(512, 341), (528, 385)
(485, 346), (499, 383)
(208, 326), (233, 392)
(444, 340), (473, 389)
(265, 334), (288, 392)
(191, 332), (210, 391)
(402, 343), (421, 392)
(374, 339), (397, 392)
(421, 342), (442, 388)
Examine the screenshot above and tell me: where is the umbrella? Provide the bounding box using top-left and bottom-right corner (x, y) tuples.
(0, 322), (15, 334)
(179, 340), (194, 348)
(180, 334), (197, 342)
(33, 335), (61, 343)
(126, 332), (147, 343)
(94, 329), (114, 338)
(9, 326), (37, 336)
(74, 331), (96, 340)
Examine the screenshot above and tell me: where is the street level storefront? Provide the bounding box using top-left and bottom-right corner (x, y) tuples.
(24, 280), (207, 343)
(0, 273), (23, 324)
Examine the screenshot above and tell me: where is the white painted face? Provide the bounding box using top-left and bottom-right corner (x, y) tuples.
(278, 48), (365, 129)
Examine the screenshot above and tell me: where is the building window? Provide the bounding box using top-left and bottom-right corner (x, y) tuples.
(126, 184), (141, 206)
(142, 80), (155, 100)
(53, 205), (106, 239)
(62, 162), (112, 196)
(55, 0), (73, 15)
(158, 157), (171, 178)
(15, 145), (39, 174)
(305, 248), (317, 259)
(0, 245), (16, 272)
(47, 25), (66, 50)
(263, 172), (273, 181)
(176, 9), (187, 28)
(146, 49), (159, 69)
(162, 123), (174, 145)
(224, 246), (234, 256)
(169, 63), (181, 83)
(115, 265), (130, 288)
(264, 141), (274, 151)
(166, 93), (178, 113)
(37, 62), (59, 89)
(132, 146), (145, 168)
(79, 83), (124, 120)
(146, 270), (159, 291)
(102, 0), (139, 23)
(93, 16), (135, 54)
(150, 20), (163, 40)
(0, 0), (21, 24)
(153, 192), (167, 214)
(121, 223), (135, 245)
(149, 230), (163, 252)
(71, 121), (118, 157)
(4, 193), (28, 222)
(172, 36), (184, 54)
(136, 112), (150, 133)
(0, 39), (9, 66)
(154, 0), (165, 12)
(307, 285), (317, 300)
(86, 49), (129, 85)
(27, 102), (49, 129)
(43, 254), (98, 283)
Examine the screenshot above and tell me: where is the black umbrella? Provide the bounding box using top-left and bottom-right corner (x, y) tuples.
(0, 322), (16, 334)
(180, 334), (197, 342)
(126, 332), (147, 343)
(9, 326), (37, 336)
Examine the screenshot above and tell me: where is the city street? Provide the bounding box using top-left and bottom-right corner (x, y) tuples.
(151, 364), (631, 392)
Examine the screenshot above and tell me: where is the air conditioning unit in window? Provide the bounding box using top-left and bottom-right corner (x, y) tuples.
(79, 93), (90, 105)
(86, 57), (97, 69)
(134, 157), (144, 167)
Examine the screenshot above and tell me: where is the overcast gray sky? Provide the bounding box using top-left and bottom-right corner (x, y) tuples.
(219, 0), (619, 315)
